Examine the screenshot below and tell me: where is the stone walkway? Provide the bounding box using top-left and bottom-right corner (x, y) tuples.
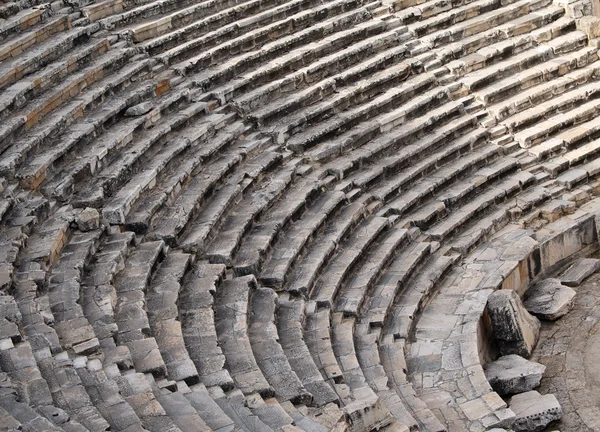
(531, 263), (600, 431)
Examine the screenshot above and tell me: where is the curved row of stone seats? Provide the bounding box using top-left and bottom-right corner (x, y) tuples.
(145, 251), (198, 384)
(160, 0), (375, 72)
(331, 313), (410, 431)
(49, 228), (103, 354)
(204, 162), (299, 266)
(0, 19), (101, 94)
(185, 3), (380, 96)
(179, 262), (234, 389)
(143, 120), (266, 244)
(69, 89), (215, 210)
(99, 108), (240, 226)
(303, 304), (398, 431)
(333, 225), (408, 316)
(39, 84), (188, 202)
(311, 215), (389, 308)
(285, 195), (374, 297)
(214, 275), (273, 398)
(0, 48), (154, 177)
(0, 36), (111, 120)
(81, 230), (134, 345)
(0, 12), (65, 65)
(259, 190), (346, 289)
(249, 286), (312, 405)
(179, 146), (282, 255)
(232, 170), (331, 277)
(10, 206), (117, 430)
(113, 240), (167, 377)
(275, 298), (340, 408)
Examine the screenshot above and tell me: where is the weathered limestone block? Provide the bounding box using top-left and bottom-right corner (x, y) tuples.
(523, 279), (576, 320)
(76, 208), (100, 232)
(555, 0), (593, 17)
(484, 355), (546, 395)
(487, 290), (540, 357)
(561, 258), (600, 286)
(509, 391), (562, 431)
(125, 102), (154, 117)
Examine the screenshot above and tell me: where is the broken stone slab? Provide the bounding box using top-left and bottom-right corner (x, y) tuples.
(560, 258), (600, 286)
(484, 355), (546, 396)
(509, 391), (562, 432)
(523, 279), (576, 320)
(125, 102), (154, 117)
(487, 289), (540, 357)
(76, 208), (100, 232)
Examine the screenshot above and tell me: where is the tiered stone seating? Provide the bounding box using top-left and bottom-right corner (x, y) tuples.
(276, 299), (340, 407)
(3, 0), (600, 428)
(179, 262), (234, 389)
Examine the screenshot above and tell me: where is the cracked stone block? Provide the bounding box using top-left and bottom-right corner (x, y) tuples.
(487, 289), (540, 357)
(509, 391), (562, 431)
(560, 258), (600, 286)
(484, 355), (546, 395)
(523, 279), (576, 321)
(76, 208), (100, 232)
(125, 102), (154, 117)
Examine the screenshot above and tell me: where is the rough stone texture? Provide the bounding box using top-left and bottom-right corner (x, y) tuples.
(125, 101), (154, 117)
(561, 258), (600, 286)
(523, 279), (576, 320)
(484, 355), (546, 395)
(76, 208), (101, 232)
(488, 289), (541, 358)
(510, 391), (562, 431)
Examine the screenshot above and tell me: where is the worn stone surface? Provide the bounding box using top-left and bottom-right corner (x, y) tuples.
(524, 279), (576, 320)
(488, 289), (541, 357)
(510, 391), (562, 431)
(484, 355), (546, 395)
(561, 258), (600, 286)
(76, 208), (100, 232)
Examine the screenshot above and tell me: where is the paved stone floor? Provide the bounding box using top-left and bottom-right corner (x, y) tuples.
(530, 264), (600, 431)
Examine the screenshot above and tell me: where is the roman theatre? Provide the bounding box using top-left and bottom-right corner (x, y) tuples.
(3, 0), (600, 428)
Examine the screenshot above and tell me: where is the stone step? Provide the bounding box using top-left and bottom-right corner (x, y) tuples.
(354, 323), (419, 429)
(210, 387), (273, 432)
(232, 19), (403, 112)
(212, 15), (402, 105)
(0, 37), (111, 119)
(179, 262), (234, 389)
(312, 216), (389, 308)
(185, 384), (237, 431)
(204, 164), (297, 266)
(146, 252), (199, 384)
(163, 0), (358, 69)
(179, 149), (282, 255)
(259, 190), (346, 288)
(276, 299), (339, 407)
(115, 372), (184, 432)
(0, 8), (55, 57)
(249, 287), (312, 404)
(335, 226), (409, 316)
(286, 195), (373, 296)
(0, 23), (98, 92)
(214, 275), (274, 397)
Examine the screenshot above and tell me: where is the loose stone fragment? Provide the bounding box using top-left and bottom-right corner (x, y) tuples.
(487, 289), (540, 357)
(560, 258), (600, 286)
(484, 355), (546, 395)
(523, 279), (576, 320)
(509, 391), (562, 432)
(76, 208), (100, 232)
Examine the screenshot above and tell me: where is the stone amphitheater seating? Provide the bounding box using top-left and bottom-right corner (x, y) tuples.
(4, 0), (600, 429)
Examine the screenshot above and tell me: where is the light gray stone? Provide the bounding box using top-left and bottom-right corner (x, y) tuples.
(487, 289), (540, 357)
(76, 208), (100, 232)
(509, 391), (562, 432)
(561, 258), (600, 286)
(484, 355), (546, 395)
(124, 101), (154, 117)
(523, 279), (576, 321)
